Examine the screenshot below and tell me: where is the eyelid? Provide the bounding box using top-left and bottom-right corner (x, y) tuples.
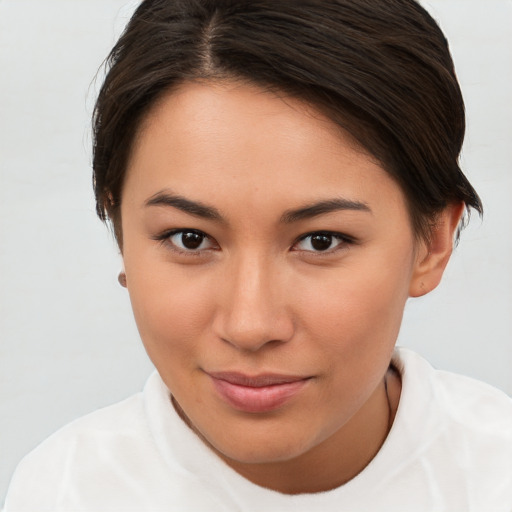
(152, 228), (219, 255)
(152, 228), (354, 256)
(292, 231), (355, 254)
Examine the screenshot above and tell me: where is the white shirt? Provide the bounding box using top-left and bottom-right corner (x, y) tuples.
(5, 348), (512, 511)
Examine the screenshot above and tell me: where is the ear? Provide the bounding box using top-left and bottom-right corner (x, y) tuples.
(118, 261), (127, 288)
(409, 202), (465, 298)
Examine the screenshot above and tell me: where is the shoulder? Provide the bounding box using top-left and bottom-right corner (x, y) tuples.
(4, 372), (228, 512)
(395, 346), (512, 430)
(4, 391), (151, 511)
(392, 347), (512, 505)
(20, 391), (147, 458)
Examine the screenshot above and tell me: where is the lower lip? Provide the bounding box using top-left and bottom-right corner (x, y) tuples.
(210, 377), (309, 413)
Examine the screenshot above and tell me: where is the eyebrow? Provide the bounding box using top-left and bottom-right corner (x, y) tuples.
(280, 198), (371, 223)
(145, 191), (224, 221)
(145, 191), (371, 224)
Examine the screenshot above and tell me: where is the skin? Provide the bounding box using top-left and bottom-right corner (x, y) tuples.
(120, 81), (463, 494)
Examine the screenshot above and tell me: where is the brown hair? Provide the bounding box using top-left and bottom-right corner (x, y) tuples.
(93, 0), (482, 244)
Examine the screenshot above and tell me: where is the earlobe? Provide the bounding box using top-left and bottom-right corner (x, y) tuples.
(118, 262), (127, 288)
(118, 271), (127, 287)
(409, 202), (465, 298)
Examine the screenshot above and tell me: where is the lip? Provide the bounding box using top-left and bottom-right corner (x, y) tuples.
(207, 371), (311, 413)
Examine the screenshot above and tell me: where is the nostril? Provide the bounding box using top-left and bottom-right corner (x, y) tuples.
(220, 336), (288, 353)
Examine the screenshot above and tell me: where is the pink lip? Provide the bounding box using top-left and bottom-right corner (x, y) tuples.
(207, 371), (311, 413)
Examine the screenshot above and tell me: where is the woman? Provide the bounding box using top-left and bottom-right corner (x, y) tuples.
(5, 0), (512, 510)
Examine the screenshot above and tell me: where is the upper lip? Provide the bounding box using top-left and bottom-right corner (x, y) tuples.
(206, 371), (310, 388)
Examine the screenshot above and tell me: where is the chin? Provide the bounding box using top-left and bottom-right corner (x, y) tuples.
(197, 415), (323, 465)
(217, 438), (310, 465)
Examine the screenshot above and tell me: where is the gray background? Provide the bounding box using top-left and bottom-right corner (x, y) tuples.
(1, 0), (511, 505)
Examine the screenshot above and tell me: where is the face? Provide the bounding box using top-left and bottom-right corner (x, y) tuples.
(120, 81), (423, 480)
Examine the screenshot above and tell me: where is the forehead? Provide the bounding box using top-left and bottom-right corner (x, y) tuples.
(124, 81), (407, 220)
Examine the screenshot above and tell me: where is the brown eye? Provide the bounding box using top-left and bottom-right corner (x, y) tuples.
(294, 232), (349, 253)
(310, 234), (333, 251)
(181, 231), (204, 249)
(168, 230), (213, 252)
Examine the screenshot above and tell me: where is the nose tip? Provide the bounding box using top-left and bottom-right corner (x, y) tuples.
(216, 294), (295, 352)
(214, 261), (294, 352)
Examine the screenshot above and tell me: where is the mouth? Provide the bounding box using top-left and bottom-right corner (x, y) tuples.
(206, 371), (312, 413)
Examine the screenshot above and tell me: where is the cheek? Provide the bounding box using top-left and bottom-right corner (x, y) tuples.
(290, 264), (410, 413)
(295, 253), (412, 361)
(125, 261), (216, 366)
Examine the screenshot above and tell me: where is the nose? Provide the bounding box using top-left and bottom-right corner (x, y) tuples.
(213, 253), (295, 352)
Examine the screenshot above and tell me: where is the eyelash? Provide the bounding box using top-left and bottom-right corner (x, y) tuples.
(152, 229), (218, 256)
(293, 231), (355, 255)
(153, 229), (355, 256)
